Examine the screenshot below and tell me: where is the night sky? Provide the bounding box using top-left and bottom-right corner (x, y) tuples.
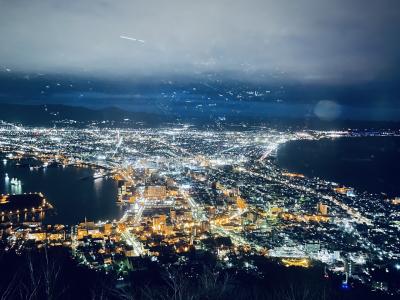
(1, 0), (399, 121)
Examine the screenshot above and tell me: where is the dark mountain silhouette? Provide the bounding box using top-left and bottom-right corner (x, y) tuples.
(0, 103), (172, 126)
(0, 103), (399, 130)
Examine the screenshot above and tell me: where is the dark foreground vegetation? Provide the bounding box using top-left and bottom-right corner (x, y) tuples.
(0, 247), (395, 300)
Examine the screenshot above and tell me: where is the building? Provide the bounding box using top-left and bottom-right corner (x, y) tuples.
(304, 242), (320, 256)
(103, 223), (112, 235)
(392, 197), (400, 205)
(317, 203), (328, 215)
(144, 186), (167, 200)
(170, 209), (176, 222)
(153, 215), (167, 231)
(200, 220), (210, 233)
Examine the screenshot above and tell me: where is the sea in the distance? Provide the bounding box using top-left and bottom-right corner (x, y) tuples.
(277, 136), (400, 198)
(0, 158), (122, 225)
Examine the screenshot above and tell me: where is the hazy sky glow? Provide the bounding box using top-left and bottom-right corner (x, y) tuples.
(1, 0), (399, 82)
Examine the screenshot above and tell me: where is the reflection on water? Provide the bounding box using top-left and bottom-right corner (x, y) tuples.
(4, 172), (9, 194)
(1, 212), (44, 223)
(277, 136), (400, 197)
(9, 177), (22, 194)
(93, 178), (103, 198)
(1, 157), (121, 225)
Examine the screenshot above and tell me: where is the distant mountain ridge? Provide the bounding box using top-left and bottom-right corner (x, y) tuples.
(0, 103), (171, 126)
(0, 103), (399, 130)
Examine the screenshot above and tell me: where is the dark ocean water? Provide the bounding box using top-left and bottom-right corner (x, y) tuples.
(0, 159), (122, 224)
(277, 136), (400, 197)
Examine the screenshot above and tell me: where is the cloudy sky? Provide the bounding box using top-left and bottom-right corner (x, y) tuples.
(0, 0), (399, 120)
(1, 0), (399, 80)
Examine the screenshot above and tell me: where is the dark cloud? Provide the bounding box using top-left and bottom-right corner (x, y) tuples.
(1, 0), (399, 83)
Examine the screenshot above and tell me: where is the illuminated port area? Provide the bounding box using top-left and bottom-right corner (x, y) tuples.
(0, 192), (53, 221)
(0, 123), (399, 293)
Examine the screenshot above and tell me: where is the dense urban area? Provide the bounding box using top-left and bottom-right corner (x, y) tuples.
(0, 121), (400, 297)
